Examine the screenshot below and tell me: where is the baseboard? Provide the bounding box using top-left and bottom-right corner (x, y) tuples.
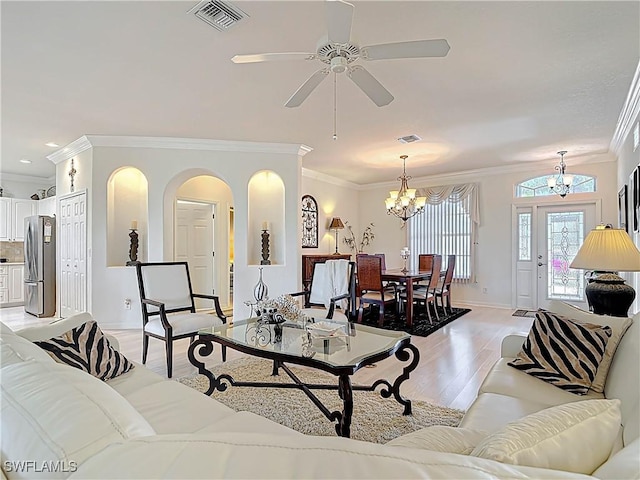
(454, 301), (512, 310)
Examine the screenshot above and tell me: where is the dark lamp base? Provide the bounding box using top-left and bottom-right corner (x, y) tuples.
(585, 273), (635, 317)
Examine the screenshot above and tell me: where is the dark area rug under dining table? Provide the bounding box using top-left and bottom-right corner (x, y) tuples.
(356, 306), (471, 337)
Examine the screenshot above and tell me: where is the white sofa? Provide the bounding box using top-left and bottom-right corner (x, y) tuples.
(1, 305), (638, 479)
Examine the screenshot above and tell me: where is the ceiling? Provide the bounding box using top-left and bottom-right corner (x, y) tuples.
(2, 1), (638, 185)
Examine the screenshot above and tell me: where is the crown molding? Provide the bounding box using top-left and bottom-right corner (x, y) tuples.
(361, 155), (616, 190)
(47, 135), (313, 164)
(0, 172), (56, 184)
(301, 168), (360, 189)
(46, 136), (92, 164)
(611, 59), (640, 154)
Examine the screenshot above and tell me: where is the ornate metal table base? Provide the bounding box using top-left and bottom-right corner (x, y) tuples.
(187, 339), (420, 438)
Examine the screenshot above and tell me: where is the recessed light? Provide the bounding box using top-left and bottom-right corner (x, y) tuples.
(45, 142), (59, 147)
(19, 159), (32, 164)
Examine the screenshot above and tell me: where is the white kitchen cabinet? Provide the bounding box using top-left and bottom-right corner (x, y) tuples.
(0, 198), (37, 241)
(0, 199), (10, 240)
(0, 264), (25, 306)
(8, 264), (24, 303)
(37, 196), (57, 216)
(0, 265), (7, 304)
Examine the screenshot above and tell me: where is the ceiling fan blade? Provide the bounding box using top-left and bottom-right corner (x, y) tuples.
(285, 69), (329, 108)
(231, 52), (315, 64)
(362, 39), (450, 60)
(347, 66), (394, 107)
(326, 0), (354, 44)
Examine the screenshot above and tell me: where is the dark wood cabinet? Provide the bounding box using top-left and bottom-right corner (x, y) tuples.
(302, 254), (351, 291)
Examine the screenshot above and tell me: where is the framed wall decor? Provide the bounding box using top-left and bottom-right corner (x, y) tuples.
(618, 185), (628, 233)
(301, 195), (318, 248)
(631, 167), (639, 232)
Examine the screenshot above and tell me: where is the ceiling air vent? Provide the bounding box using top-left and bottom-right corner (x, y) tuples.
(397, 134), (422, 144)
(189, 1), (248, 31)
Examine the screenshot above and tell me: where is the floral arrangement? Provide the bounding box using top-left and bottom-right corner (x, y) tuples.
(343, 221), (375, 253)
(256, 294), (309, 324)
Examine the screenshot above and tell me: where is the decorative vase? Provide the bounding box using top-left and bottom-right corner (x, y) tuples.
(253, 267), (268, 302)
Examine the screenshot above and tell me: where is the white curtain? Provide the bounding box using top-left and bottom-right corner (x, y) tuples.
(409, 183), (479, 283)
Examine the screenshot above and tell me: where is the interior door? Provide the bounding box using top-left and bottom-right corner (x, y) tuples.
(536, 204), (596, 311)
(59, 191), (87, 317)
(175, 200), (214, 309)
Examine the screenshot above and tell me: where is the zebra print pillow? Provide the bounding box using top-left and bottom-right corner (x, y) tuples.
(35, 320), (134, 381)
(508, 310), (612, 395)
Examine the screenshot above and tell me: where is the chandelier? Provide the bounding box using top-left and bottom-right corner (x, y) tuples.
(547, 150), (573, 198)
(385, 155), (427, 222)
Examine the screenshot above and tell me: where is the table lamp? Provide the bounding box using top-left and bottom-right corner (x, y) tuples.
(329, 217), (344, 255)
(569, 225), (640, 317)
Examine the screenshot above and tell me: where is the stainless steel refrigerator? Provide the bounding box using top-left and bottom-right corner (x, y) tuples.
(24, 215), (56, 317)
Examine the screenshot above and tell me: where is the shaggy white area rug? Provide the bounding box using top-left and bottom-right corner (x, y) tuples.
(177, 356), (464, 443)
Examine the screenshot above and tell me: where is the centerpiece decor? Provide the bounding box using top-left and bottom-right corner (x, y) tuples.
(400, 247), (410, 273)
(251, 294), (310, 343)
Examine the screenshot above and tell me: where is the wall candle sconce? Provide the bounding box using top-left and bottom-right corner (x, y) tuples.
(68, 158), (77, 193)
(126, 220), (140, 266)
(261, 221), (271, 265)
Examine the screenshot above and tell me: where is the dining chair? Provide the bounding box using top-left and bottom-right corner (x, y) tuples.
(135, 262), (227, 378)
(436, 255), (456, 314)
(401, 254), (442, 324)
(290, 259), (356, 322)
(413, 254), (437, 292)
(356, 254), (397, 327)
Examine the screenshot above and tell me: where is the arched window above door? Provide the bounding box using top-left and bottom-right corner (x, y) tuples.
(515, 174), (596, 197)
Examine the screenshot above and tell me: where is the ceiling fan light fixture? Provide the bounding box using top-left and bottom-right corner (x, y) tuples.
(330, 56), (348, 73)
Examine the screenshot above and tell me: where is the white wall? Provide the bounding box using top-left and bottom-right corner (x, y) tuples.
(52, 137), (307, 328)
(358, 160), (618, 308)
(614, 74), (640, 313)
(0, 174), (54, 199)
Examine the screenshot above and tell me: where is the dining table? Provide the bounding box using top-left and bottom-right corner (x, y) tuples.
(381, 268), (441, 328)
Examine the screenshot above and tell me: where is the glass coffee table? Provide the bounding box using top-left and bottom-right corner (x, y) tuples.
(187, 318), (420, 438)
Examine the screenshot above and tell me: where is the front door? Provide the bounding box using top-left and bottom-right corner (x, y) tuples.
(536, 204), (596, 311)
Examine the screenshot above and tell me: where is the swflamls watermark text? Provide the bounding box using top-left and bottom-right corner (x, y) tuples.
(3, 460), (78, 473)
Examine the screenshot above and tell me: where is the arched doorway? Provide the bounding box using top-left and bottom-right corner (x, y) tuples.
(174, 175), (234, 312)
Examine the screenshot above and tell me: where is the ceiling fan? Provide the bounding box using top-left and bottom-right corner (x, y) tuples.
(231, 0), (450, 108)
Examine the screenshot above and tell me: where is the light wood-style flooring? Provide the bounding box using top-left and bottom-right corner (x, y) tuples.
(0, 305), (532, 411)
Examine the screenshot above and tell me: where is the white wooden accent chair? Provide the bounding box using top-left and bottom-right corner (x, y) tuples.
(135, 262), (226, 378)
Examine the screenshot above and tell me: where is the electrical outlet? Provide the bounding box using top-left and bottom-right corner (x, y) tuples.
(124, 298), (131, 310)
(482, 287), (488, 294)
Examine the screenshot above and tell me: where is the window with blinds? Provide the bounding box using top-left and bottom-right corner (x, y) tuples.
(408, 197), (473, 281)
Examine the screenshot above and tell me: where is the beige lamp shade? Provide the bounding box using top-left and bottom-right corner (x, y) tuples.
(328, 217), (344, 230)
(570, 226), (640, 272)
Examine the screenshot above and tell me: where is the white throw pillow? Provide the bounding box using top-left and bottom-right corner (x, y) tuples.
(387, 426), (487, 454)
(547, 300), (633, 393)
(470, 399), (622, 475)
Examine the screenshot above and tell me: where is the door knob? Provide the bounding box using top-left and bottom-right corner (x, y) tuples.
(538, 262), (545, 267)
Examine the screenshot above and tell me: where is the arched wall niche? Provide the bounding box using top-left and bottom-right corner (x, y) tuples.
(106, 167), (148, 267)
(248, 170), (285, 265)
